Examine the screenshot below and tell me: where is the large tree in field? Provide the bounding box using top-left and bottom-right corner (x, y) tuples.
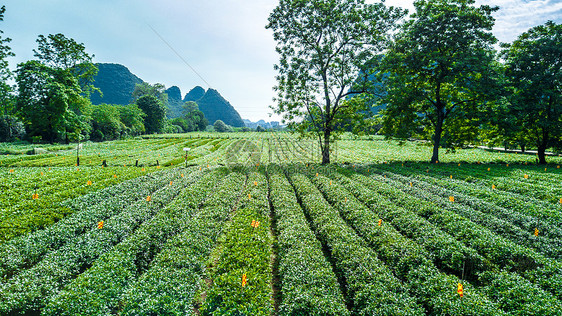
(0, 5), (15, 116)
(380, 0), (499, 163)
(266, 0), (404, 164)
(16, 34), (96, 142)
(502, 21), (561, 164)
(34, 33), (98, 96)
(136, 95), (166, 134)
(15, 61), (82, 142)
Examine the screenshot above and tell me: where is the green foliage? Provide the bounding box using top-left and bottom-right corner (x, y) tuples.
(33, 33), (98, 96)
(266, 0), (404, 163)
(213, 119), (231, 133)
(380, 0), (500, 163)
(15, 60), (83, 142)
(136, 95), (167, 134)
(202, 172), (273, 315)
(0, 5), (14, 116)
(0, 115), (25, 142)
(90, 104), (123, 141)
(117, 103), (145, 136)
(131, 82), (168, 105)
(502, 21), (562, 164)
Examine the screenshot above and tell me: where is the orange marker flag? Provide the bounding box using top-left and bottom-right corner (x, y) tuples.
(254, 181), (257, 186)
(378, 219), (382, 227)
(329, 180), (332, 185)
(449, 196), (455, 203)
(535, 228), (539, 237)
(409, 182), (413, 187)
(113, 174), (117, 178)
(242, 273), (247, 287)
(457, 283), (463, 298)
(248, 193), (251, 200)
(251, 219), (256, 227)
(557, 165), (560, 169)
(146, 196), (152, 202)
(169, 181), (173, 186)
(32, 193), (39, 200)
(506, 164), (509, 167)
(9, 169), (14, 173)
(450, 175), (453, 179)
(41, 172), (44, 176)
(492, 185), (496, 190)
(559, 198), (562, 204)
(87, 180), (92, 186)
(98, 221), (104, 229)
(142, 167), (146, 171)
(524, 174), (529, 179)
(316, 173), (319, 177)
(487, 168), (490, 171)
(458, 163), (461, 167)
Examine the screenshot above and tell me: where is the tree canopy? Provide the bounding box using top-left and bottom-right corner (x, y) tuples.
(266, 0), (404, 164)
(501, 21), (561, 164)
(378, 0), (500, 163)
(0, 6), (14, 116)
(136, 94), (167, 134)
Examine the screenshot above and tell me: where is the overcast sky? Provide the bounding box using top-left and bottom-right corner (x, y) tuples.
(2, 0), (561, 121)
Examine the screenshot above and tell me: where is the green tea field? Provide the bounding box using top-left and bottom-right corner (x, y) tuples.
(1, 134), (561, 315)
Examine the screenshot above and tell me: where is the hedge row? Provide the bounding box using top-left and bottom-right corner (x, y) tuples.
(310, 170), (505, 315)
(42, 169), (224, 315)
(334, 168), (562, 315)
(0, 167), (189, 280)
(0, 168), (198, 314)
(374, 168), (562, 260)
(117, 170), (246, 315)
(0, 166), (150, 240)
(201, 171), (273, 315)
(267, 167), (348, 315)
(352, 168), (562, 301)
(289, 172), (425, 315)
(389, 164), (562, 233)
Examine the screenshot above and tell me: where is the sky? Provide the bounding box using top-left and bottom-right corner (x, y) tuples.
(2, 0), (561, 122)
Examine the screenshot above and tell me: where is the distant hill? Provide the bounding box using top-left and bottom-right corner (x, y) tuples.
(184, 86), (205, 103)
(89, 63), (245, 126)
(90, 63), (143, 105)
(165, 86), (184, 118)
(195, 88), (245, 127)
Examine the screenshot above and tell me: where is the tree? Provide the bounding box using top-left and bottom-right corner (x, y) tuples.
(0, 115), (25, 142)
(90, 104), (123, 141)
(0, 6), (15, 116)
(181, 100), (208, 131)
(15, 61), (82, 142)
(117, 103), (145, 136)
(131, 82), (168, 105)
(34, 33), (98, 96)
(213, 119), (230, 133)
(502, 21), (561, 164)
(266, 0), (404, 164)
(136, 95), (166, 134)
(380, 0), (499, 163)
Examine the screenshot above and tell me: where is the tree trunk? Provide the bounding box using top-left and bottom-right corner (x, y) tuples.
(537, 128), (549, 165)
(322, 129), (331, 165)
(520, 143), (525, 153)
(431, 106), (445, 163)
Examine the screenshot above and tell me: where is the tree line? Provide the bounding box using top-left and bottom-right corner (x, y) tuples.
(267, 0), (561, 164)
(0, 5), (208, 144)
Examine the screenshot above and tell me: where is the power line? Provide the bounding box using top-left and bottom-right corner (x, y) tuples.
(147, 23), (212, 89)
